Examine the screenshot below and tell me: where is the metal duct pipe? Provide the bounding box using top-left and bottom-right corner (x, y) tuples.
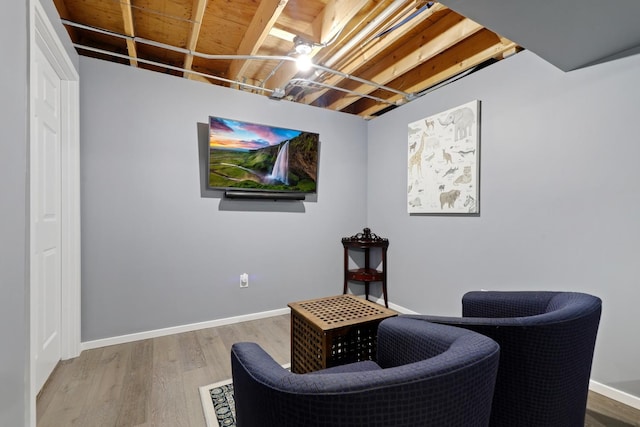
(259, 59), (287, 88)
(322, 0), (409, 69)
(73, 44), (275, 94)
(310, 63), (408, 96)
(61, 21), (292, 61)
(287, 79), (398, 106)
(73, 44), (404, 107)
(62, 19), (411, 98)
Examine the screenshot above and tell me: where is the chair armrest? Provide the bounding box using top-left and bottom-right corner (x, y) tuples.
(401, 313), (525, 328)
(461, 291), (559, 318)
(231, 340), (476, 393)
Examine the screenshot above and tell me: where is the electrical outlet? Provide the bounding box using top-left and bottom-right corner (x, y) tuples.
(240, 273), (249, 288)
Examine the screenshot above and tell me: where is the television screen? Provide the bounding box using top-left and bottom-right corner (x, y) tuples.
(208, 116), (319, 194)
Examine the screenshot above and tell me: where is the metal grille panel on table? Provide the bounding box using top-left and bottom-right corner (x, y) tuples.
(288, 294), (397, 374)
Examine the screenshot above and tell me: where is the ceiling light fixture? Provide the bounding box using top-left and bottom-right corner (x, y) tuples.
(293, 36), (314, 71)
(293, 36), (313, 55)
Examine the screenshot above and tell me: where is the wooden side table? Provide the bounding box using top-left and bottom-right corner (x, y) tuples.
(342, 228), (389, 307)
(288, 294), (397, 374)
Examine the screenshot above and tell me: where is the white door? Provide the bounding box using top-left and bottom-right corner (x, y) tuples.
(32, 42), (62, 392)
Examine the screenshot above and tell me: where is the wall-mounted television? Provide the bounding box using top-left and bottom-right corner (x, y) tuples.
(207, 116), (319, 199)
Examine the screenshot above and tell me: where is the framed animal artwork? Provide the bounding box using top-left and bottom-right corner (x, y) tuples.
(407, 100), (480, 214)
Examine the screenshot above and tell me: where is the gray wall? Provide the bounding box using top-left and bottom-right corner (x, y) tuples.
(0, 1), (28, 424)
(80, 57), (368, 341)
(367, 50), (640, 397)
(14, 0), (640, 419)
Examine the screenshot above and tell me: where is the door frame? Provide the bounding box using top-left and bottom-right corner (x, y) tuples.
(29, 0), (80, 424)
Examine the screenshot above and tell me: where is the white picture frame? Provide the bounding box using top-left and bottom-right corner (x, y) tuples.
(407, 100), (480, 214)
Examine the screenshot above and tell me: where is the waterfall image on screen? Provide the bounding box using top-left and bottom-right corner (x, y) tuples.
(207, 116), (319, 193)
(269, 141), (290, 184)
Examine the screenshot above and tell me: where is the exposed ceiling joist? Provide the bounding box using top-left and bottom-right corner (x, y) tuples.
(268, 26), (296, 42)
(183, 0), (208, 78)
(265, 0), (405, 94)
(312, 0), (370, 44)
(119, 0), (138, 67)
(52, 0), (79, 40)
(259, 0), (373, 92)
(54, 0), (524, 117)
(355, 32), (518, 117)
(324, 14), (484, 111)
(228, 0), (290, 83)
(302, 2), (447, 106)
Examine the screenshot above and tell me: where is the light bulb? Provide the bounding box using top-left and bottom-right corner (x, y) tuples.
(296, 54), (312, 71)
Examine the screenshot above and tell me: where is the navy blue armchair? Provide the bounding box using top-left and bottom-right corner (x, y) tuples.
(231, 316), (500, 427)
(405, 291), (602, 427)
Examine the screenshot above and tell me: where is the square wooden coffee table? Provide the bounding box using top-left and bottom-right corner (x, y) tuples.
(288, 294), (397, 374)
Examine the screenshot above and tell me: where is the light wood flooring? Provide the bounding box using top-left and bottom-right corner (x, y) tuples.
(37, 315), (290, 427)
(38, 314), (640, 426)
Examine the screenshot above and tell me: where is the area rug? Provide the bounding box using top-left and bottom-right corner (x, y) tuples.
(199, 378), (236, 427)
(199, 364), (290, 427)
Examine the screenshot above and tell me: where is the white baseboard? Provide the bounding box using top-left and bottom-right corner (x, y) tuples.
(79, 301), (640, 413)
(590, 380), (640, 411)
(350, 294), (418, 314)
(80, 296), (416, 352)
(382, 296), (640, 411)
(80, 307), (290, 351)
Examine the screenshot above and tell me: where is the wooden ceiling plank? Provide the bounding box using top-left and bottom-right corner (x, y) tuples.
(187, 73), (213, 84)
(311, 0), (411, 67)
(228, 0), (289, 82)
(355, 34), (518, 117)
(52, 0), (70, 18)
(57, 0), (521, 118)
(299, 1), (418, 105)
(265, 0), (415, 95)
(312, 0), (369, 45)
(403, 34), (518, 95)
(276, 1), (324, 43)
(324, 14), (482, 109)
(325, 15), (484, 111)
(301, 3), (448, 105)
(262, 0), (385, 91)
(269, 26), (296, 42)
(120, 0), (138, 67)
(53, 0), (80, 41)
(324, 2), (448, 72)
(183, 0), (208, 78)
